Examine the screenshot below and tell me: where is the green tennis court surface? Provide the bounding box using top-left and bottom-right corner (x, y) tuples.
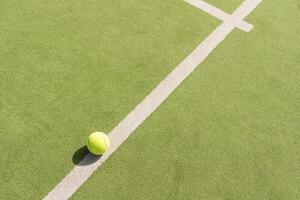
(1, 0), (299, 199)
(205, 0), (244, 12)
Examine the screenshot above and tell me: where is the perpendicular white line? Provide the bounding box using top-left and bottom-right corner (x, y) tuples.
(232, 0), (263, 18)
(43, 0), (262, 199)
(185, 0), (254, 32)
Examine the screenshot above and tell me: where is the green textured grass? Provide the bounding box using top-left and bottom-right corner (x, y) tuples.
(205, 0), (244, 13)
(72, 0), (300, 200)
(0, 0), (218, 199)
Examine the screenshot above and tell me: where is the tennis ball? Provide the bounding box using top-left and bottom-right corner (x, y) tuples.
(87, 132), (110, 155)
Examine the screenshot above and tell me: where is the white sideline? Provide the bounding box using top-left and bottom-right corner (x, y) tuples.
(43, 0), (262, 199)
(185, 0), (253, 32)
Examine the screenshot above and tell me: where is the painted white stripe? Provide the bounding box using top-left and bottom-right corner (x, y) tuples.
(43, 0), (262, 199)
(185, 0), (254, 32)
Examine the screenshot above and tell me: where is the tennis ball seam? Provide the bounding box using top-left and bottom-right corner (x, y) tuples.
(102, 134), (108, 149)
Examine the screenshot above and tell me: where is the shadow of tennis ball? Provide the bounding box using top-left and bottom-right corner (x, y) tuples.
(72, 146), (101, 166)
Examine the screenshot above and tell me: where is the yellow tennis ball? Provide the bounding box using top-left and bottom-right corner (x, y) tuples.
(87, 132), (110, 155)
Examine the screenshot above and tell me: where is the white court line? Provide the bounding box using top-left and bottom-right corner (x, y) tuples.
(43, 0), (262, 199)
(185, 0), (253, 32)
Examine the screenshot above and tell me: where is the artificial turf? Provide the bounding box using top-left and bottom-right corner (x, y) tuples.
(72, 0), (300, 199)
(205, 0), (244, 13)
(0, 0), (218, 199)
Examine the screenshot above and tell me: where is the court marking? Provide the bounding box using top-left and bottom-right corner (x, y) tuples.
(185, 0), (254, 32)
(43, 0), (262, 199)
